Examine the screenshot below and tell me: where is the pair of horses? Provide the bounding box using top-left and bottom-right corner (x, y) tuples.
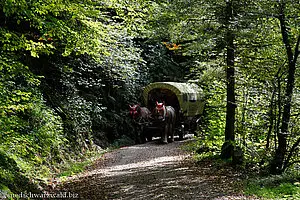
(129, 102), (176, 144)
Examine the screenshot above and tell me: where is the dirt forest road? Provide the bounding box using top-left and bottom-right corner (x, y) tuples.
(54, 137), (259, 200)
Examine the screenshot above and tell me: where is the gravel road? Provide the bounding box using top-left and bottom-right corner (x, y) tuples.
(54, 137), (259, 200)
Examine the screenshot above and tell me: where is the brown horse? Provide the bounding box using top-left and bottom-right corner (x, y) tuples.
(129, 104), (152, 143)
(129, 104), (152, 123)
(153, 101), (176, 144)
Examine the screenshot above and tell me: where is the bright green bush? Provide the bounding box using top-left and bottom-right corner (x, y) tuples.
(0, 54), (68, 193)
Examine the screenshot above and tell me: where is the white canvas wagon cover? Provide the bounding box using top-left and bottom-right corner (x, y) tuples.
(143, 82), (205, 117)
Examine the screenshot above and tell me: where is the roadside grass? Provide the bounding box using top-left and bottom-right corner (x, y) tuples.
(55, 136), (134, 180)
(56, 160), (93, 178)
(183, 138), (300, 199)
(244, 172), (300, 199)
(54, 148), (108, 180)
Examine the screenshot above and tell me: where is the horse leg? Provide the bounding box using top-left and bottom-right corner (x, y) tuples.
(170, 122), (174, 142)
(169, 116), (175, 142)
(163, 118), (173, 143)
(162, 124), (168, 144)
(140, 125), (147, 143)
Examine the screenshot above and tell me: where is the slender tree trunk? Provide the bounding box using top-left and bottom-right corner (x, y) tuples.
(270, 2), (300, 174)
(275, 70), (282, 150)
(266, 90), (275, 150)
(221, 1), (236, 159)
(267, 64), (284, 150)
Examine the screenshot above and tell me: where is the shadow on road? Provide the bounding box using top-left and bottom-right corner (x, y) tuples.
(55, 139), (257, 200)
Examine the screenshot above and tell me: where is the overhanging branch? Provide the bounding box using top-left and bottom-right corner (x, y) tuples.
(284, 136), (300, 170)
(293, 35), (300, 64)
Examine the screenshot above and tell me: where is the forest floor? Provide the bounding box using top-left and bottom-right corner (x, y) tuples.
(51, 136), (260, 200)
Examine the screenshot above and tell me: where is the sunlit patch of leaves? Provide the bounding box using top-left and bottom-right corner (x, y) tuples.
(245, 171), (300, 199)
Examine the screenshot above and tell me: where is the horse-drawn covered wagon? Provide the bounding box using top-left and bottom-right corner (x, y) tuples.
(130, 82), (205, 143)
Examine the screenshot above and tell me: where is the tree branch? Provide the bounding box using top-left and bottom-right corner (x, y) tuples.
(293, 35), (300, 64)
(283, 136), (300, 170)
(284, 160), (300, 170)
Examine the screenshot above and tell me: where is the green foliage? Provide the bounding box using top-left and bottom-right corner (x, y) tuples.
(138, 41), (189, 83)
(57, 160), (92, 178)
(0, 149), (40, 194)
(111, 135), (136, 148)
(186, 63), (226, 159)
(0, 60), (68, 193)
(246, 182), (300, 199)
(0, 0), (154, 195)
(0, 0), (299, 196)
(158, 0), (300, 174)
(245, 172), (300, 199)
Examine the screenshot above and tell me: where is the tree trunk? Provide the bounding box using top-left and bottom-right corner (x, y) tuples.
(270, 2), (300, 174)
(266, 64), (284, 150)
(221, 1), (236, 159)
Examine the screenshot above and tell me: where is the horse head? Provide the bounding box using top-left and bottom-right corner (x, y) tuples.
(154, 101), (166, 121)
(129, 104), (140, 119)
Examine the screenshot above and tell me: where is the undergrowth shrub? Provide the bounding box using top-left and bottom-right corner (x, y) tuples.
(0, 59), (69, 194)
(188, 77), (226, 161)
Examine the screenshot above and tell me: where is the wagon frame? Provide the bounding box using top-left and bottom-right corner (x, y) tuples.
(142, 82), (205, 140)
